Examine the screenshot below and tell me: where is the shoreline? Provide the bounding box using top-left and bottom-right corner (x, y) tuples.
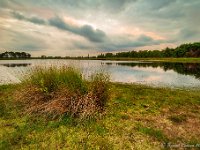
(1, 57), (200, 63)
(1, 81), (200, 90)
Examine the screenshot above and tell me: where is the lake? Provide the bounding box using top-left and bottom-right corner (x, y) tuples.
(0, 59), (200, 88)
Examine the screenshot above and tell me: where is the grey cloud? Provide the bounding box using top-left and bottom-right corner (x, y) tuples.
(12, 11), (46, 25)
(49, 16), (107, 43)
(122, 0), (200, 43)
(79, 25), (106, 42)
(178, 28), (200, 41)
(180, 29), (196, 40)
(11, 11), (107, 43)
(12, 11), (24, 19)
(98, 0), (137, 13)
(0, 28), (48, 51)
(107, 36), (164, 51)
(126, 0), (182, 23)
(33, 30), (51, 36)
(0, 0), (19, 8)
(0, 1), (9, 8)
(137, 35), (153, 42)
(73, 42), (94, 50)
(144, 0), (176, 10)
(19, 44), (44, 51)
(47, 0), (136, 12)
(2, 0), (137, 16)
(48, 16), (70, 30)
(28, 17), (46, 25)
(72, 35), (166, 51)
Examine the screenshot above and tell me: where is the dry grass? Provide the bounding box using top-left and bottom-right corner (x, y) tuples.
(16, 66), (110, 119)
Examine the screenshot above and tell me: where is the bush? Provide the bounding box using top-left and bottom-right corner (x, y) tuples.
(17, 66), (110, 119)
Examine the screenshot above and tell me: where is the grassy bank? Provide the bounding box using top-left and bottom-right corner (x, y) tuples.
(1, 57), (200, 63)
(93, 57), (200, 63)
(0, 83), (200, 149)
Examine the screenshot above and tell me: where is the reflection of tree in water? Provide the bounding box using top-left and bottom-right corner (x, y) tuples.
(116, 62), (200, 79)
(1, 63), (31, 67)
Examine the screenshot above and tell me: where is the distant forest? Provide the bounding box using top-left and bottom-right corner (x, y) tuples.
(0, 52), (31, 59)
(97, 42), (200, 58)
(0, 42), (200, 59)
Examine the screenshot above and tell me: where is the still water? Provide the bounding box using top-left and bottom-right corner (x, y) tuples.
(0, 59), (200, 88)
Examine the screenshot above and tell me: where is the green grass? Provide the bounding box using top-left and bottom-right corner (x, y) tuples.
(0, 83), (200, 149)
(135, 124), (169, 142)
(92, 57), (200, 63)
(1, 57), (200, 63)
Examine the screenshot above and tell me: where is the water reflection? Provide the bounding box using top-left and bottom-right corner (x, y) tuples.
(114, 62), (200, 79)
(0, 59), (200, 88)
(0, 63), (31, 67)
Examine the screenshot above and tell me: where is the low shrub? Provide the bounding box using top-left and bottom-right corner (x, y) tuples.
(17, 66), (110, 119)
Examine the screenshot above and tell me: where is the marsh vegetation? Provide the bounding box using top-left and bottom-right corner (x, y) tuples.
(15, 66), (110, 120)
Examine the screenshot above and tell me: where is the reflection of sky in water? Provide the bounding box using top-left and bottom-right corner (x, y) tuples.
(108, 65), (200, 87)
(0, 59), (200, 88)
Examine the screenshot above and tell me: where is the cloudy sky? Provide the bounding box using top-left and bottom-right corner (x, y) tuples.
(0, 0), (200, 56)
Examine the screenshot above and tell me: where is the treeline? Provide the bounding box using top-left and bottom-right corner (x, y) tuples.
(1, 42), (200, 59)
(0, 51), (31, 59)
(97, 42), (200, 58)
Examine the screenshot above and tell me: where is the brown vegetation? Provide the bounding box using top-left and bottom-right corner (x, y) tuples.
(16, 66), (110, 119)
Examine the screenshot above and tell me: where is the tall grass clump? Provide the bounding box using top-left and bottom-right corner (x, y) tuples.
(26, 66), (87, 94)
(17, 66), (110, 119)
